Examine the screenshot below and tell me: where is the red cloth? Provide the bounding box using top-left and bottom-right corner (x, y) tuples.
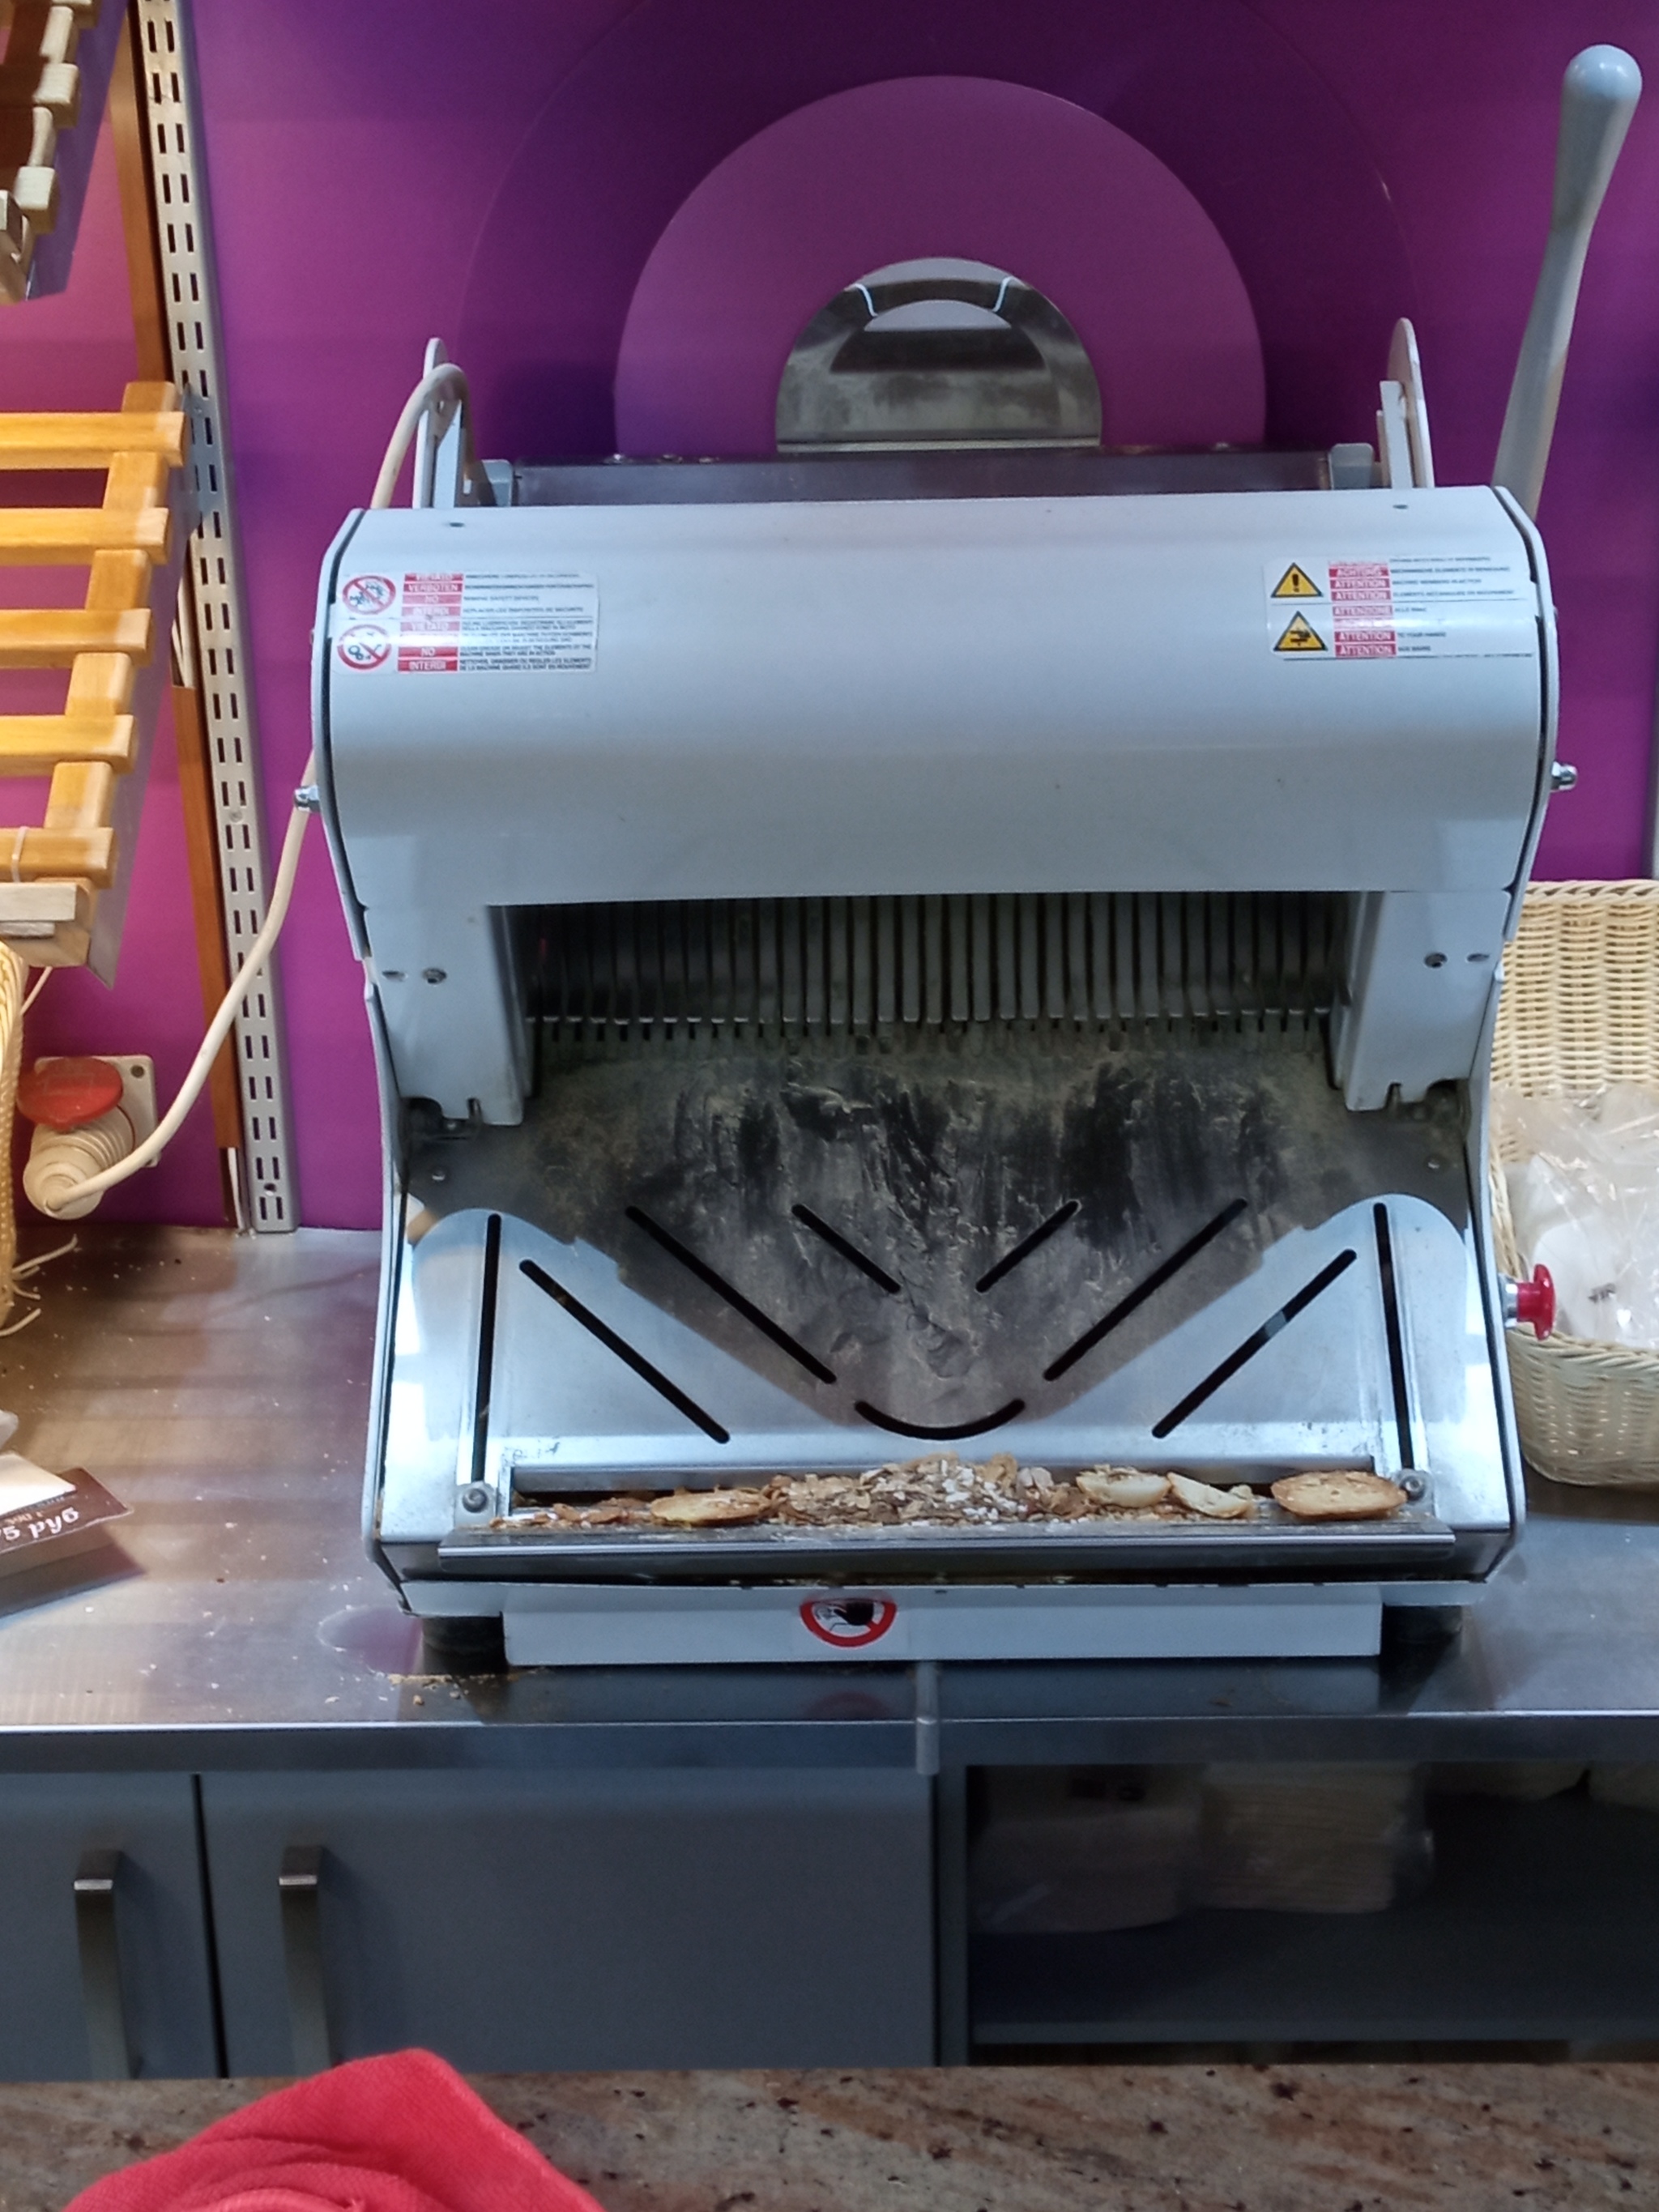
(65, 2049), (608, 2212)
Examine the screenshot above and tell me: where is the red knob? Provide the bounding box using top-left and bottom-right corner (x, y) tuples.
(1515, 1264), (1555, 1340)
(16, 1056), (124, 1132)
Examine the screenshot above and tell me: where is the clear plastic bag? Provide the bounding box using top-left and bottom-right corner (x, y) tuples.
(1495, 1082), (1659, 1348)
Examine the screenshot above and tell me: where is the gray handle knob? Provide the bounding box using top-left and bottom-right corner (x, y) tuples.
(74, 1849), (136, 2079)
(1494, 45), (1641, 516)
(1552, 45), (1644, 229)
(279, 1844), (334, 2073)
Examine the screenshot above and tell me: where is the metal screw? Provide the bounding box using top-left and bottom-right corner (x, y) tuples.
(1425, 1156), (1444, 1172)
(459, 1485), (492, 1514)
(1399, 1474), (1427, 1501)
(1550, 761), (1579, 792)
(429, 1169), (447, 1183)
(422, 967), (447, 984)
(1424, 952), (1447, 968)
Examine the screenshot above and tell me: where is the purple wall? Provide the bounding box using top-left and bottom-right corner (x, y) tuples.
(613, 78), (1266, 458)
(177, 1), (1659, 1229)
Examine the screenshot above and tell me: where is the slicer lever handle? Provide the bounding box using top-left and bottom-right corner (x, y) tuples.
(1501, 1264), (1556, 1340)
(1493, 45), (1641, 517)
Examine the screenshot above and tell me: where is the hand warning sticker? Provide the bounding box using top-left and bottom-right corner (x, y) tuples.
(1265, 554), (1533, 661)
(1273, 612), (1326, 653)
(331, 571), (599, 672)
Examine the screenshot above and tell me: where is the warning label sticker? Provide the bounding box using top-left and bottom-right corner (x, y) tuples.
(333, 570), (599, 672)
(1271, 562), (1323, 600)
(335, 623), (391, 671)
(1273, 611), (1326, 654)
(1263, 553), (1534, 661)
(339, 573), (396, 616)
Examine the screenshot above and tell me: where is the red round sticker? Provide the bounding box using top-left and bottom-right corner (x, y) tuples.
(800, 1596), (898, 1648)
(336, 624), (391, 671)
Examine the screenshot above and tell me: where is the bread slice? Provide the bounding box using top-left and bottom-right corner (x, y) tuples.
(1167, 1472), (1254, 1519)
(1077, 1469), (1171, 1509)
(1270, 1471), (1405, 1521)
(649, 1488), (770, 1526)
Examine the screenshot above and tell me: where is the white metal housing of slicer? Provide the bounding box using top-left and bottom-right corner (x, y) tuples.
(313, 47), (1638, 1665)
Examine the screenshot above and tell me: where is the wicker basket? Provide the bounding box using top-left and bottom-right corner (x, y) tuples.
(1490, 880), (1659, 1486)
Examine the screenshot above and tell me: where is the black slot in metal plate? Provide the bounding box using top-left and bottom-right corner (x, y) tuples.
(510, 449), (1332, 508)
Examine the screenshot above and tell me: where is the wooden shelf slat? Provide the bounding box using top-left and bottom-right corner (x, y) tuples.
(0, 408), (187, 467)
(65, 649), (135, 714)
(84, 545), (153, 612)
(101, 446), (171, 507)
(0, 505), (169, 560)
(0, 826), (113, 885)
(0, 605), (151, 663)
(0, 878), (87, 923)
(0, 58), (76, 117)
(0, 710), (133, 773)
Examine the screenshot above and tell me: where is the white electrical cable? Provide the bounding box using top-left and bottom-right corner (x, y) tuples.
(369, 360), (480, 510)
(34, 357), (467, 1215)
(35, 755), (315, 1213)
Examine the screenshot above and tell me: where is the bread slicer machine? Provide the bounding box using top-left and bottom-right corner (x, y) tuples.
(309, 51), (1637, 1668)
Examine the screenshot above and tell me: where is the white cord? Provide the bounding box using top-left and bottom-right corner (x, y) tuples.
(369, 360), (479, 510)
(20, 965), (48, 1015)
(32, 352), (479, 1218)
(34, 754), (316, 1214)
(0, 1232), (77, 1334)
(15, 1232), (76, 1276)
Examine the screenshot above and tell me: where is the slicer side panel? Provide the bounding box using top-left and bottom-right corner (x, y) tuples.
(377, 1204), (487, 1549)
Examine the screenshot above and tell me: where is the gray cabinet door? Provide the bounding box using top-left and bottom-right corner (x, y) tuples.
(0, 1774), (219, 2080)
(203, 1767), (932, 2072)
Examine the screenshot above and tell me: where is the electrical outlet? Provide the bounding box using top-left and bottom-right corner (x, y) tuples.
(32, 1055), (157, 1158)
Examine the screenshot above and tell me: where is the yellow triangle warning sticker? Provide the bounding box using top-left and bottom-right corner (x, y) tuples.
(1272, 562), (1323, 599)
(1273, 612), (1327, 654)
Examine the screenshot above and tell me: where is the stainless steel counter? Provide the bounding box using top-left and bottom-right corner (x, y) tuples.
(0, 1224), (1657, 1771)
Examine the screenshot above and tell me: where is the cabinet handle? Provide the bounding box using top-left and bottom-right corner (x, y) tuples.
(73, 1849), (136, 2079)
(279, 1844), (333, 2072)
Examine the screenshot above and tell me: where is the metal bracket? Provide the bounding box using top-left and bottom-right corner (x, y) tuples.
(130, 0), (298, 1230)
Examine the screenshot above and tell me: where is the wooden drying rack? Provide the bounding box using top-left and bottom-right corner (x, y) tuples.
(0, 377), (186, 965)
(0, 0), (107, 302)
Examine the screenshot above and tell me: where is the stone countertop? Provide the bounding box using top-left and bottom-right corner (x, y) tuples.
(0, 2065), (1655, 2211)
